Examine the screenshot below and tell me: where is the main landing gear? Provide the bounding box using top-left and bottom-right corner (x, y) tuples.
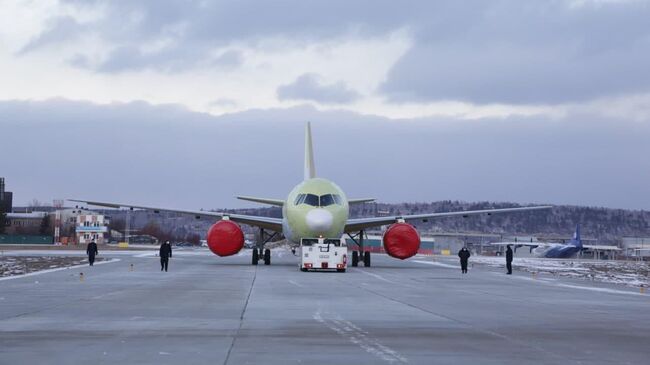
(252, 228), (277, 266)
(351, 251), (371, 267)
(347, 230), (371, 267)
(252, 248), (271, 265)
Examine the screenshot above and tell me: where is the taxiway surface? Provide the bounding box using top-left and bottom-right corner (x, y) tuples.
(1, 248), (648, 364)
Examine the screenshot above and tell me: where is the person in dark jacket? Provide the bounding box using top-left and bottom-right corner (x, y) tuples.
(159, 241), (172, 272)
(505, 245), (513, 274)
(457, 247), (471, 274)
(86, 239), (98, 266)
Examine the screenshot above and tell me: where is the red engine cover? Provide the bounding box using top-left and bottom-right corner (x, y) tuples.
(206, 220), (244, 257)
(382, 223), (421, 260)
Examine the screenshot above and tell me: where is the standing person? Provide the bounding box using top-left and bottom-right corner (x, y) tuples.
(159, 240), (172, 272)
(458, 247), (471, 274)
(86, 239), (98, 266)
(505, 245), (513, 275)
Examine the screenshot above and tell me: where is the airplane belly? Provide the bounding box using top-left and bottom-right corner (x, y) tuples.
(543, 246), (578, 259)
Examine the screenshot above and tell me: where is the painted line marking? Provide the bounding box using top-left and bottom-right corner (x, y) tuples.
(0, 259), (121, 281)
(288, 280), (304, 288)
(412, 260), (458, 269)
(352, 269), (397, 284)
(133, 252), (156, 258)
(503, 273), (646, 297)
(314, 310), (407, 363)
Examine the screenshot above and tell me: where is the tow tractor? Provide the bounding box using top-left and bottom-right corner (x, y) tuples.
(300, 237), (347, 272)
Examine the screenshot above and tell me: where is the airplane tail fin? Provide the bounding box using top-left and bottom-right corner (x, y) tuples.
(304, 122), (316, 180)
(571, 224), (582, 248)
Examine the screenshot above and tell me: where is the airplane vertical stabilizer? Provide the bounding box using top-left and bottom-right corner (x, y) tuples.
(304, 122), (316, 180)
(571, 224), (582, 248)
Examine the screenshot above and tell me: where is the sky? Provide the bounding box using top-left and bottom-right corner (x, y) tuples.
(1, 0), (650, 210)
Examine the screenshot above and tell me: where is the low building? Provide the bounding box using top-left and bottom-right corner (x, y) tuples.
(75, 212), (109, 244)
(5, 212), (48, 234)
(621, 237), (650, 258)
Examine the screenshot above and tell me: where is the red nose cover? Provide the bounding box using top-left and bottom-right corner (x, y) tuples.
(206, 220), (244, 257)
(382, 223), (421, 260)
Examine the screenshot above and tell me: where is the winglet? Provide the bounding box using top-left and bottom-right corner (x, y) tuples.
(304, 122), (316, 180)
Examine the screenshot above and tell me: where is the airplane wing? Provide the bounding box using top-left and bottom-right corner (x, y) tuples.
(348, 198), (376, 204)
(344, 205), (552, 233)
(236, 196), (285, 206)
(490, 241), (545, 247)
(68, 199), (283, 232)
(583, 245), (621, 251)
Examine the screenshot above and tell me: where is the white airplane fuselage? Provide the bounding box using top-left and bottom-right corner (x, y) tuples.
(281, 177), (349, 243)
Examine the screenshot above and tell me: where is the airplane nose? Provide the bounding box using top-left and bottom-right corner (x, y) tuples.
(305, 209), (333, 232)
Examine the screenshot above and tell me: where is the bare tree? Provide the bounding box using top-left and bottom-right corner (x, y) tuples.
(28, 199), (42, 210)
(39, 214), (51, 235)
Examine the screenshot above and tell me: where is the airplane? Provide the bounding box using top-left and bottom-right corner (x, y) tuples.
(70, 123), (552, 269)
(490, 224), (617, 258)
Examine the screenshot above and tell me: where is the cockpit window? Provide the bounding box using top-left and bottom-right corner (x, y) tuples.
(320, 194), (336, 207)
(294, 194), (306, 205)
(332, 194), (342, 205)
(295, 193), (343, 207)
(303, 194), (320, 206)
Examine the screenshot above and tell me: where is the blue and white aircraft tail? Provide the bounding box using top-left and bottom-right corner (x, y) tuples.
(491, 224), (584, 259)
(541, 224), (582, 258)
(569, 224), (582, 248)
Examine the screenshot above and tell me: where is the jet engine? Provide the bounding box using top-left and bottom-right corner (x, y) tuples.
(382, 223), (421, 259)
(206, 220), (244, 257)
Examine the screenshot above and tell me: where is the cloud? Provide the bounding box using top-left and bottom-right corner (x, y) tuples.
(19, 16), (85, 54)
(277, 74), (360, 104)
(380, 1), (650, 104)
(5, 1), (650, 112)
(1, 99), (650, 210)
(209, 98), (238, 107)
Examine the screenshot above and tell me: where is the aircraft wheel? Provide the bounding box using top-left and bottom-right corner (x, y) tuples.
(264, 249), (271, 265)
(351, 251), (359, 267)
(252, 248), (259, 265)
(300, 268), (308, 272)
(337, 269), (346, 273)
(363, 251), (371, 267)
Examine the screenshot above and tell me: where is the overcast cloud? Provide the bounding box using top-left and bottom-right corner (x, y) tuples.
(2, 99), (650, 210)
(1, 1), (649, 209)
(277, 74), (360, 104)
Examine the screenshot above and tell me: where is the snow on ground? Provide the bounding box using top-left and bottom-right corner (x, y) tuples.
(0, 256), (107, 278)
(467, 256), (649, 288)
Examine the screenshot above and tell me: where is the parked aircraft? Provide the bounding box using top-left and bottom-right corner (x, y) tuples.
(491, 224), (617, 258)
(70, 123), (551, 268)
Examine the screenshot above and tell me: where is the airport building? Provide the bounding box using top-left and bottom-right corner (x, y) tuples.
(621, 237), (650, 258)
(4, 211), (48, 234)
(47, 208), (110, 245)
(74, 212), (109, 244)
